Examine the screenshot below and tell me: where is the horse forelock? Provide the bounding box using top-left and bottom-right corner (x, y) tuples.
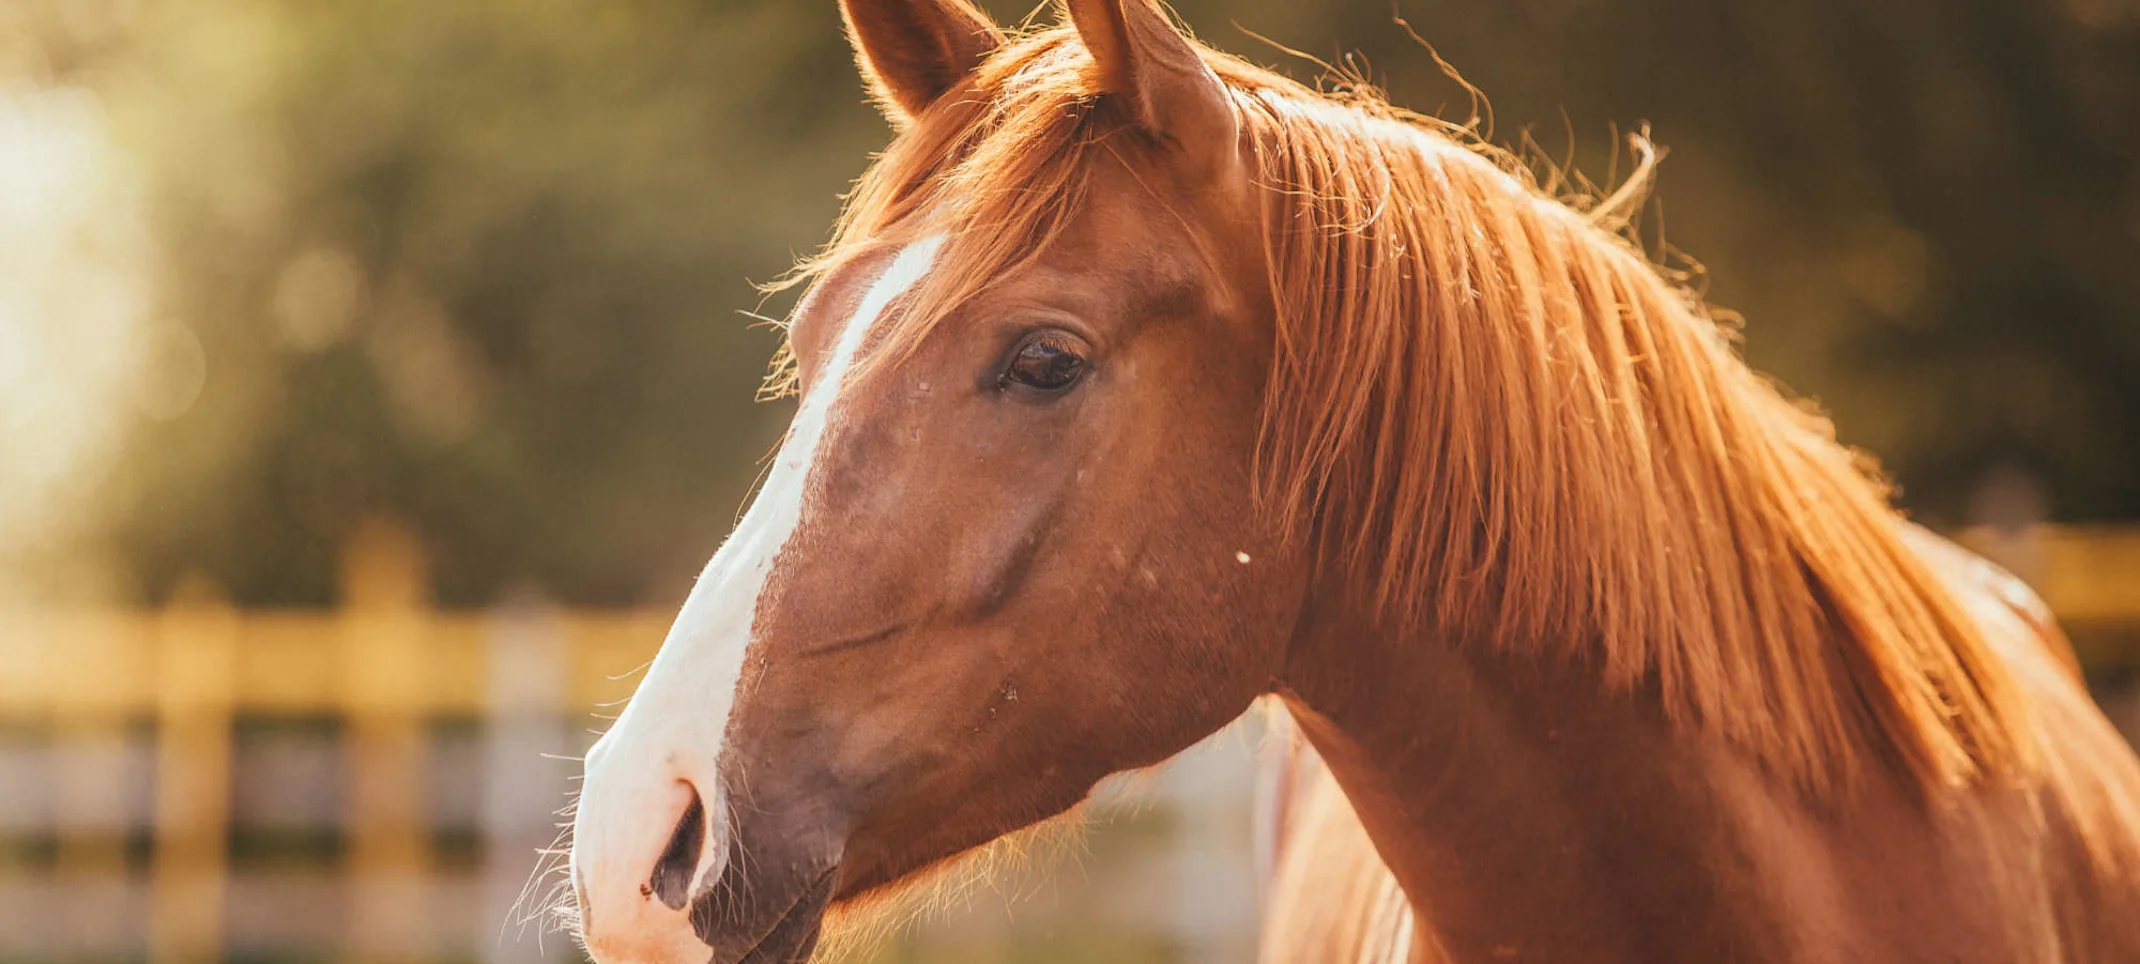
(773, 22), (2037, 804)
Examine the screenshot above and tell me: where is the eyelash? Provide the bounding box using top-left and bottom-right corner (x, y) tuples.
(999, 331), (1090, 393)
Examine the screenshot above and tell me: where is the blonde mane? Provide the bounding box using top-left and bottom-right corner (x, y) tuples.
(778, 25), (2033, 800)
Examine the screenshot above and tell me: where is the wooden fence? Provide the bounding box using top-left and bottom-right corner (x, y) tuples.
(0, 521), (2135, 963)
(0, 522), (670, 963)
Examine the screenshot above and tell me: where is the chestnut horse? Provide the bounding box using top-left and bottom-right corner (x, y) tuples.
(567, 1), (2140, 961)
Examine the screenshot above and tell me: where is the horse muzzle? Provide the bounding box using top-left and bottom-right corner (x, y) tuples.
(690, 842), (841, 964)
(575, 830), (840, 964)
(573, 729), (853, 964)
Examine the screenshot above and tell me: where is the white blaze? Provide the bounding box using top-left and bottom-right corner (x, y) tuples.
(572, 236), (943, 953)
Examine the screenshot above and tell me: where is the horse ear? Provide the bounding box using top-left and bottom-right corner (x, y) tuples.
(840, 0), (1004, 124)
(1064, 0), (1238, 172)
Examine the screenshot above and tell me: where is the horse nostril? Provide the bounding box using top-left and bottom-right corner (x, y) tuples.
(649, 786), (706, 910)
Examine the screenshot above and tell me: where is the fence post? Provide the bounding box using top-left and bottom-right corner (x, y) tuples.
(339, 519), (433, 961)
(49, 612), (146, 957)
(151, 575), (237, 964)
(482, 592), (572, 962)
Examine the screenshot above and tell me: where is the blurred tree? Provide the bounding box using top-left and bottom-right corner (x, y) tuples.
(1157, 0), (2140, 526)
(86, 0), (889, 605)
(11, 0), (2133, 607)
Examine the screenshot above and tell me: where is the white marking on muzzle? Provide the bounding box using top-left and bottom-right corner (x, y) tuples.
(572, 236), (944, 960)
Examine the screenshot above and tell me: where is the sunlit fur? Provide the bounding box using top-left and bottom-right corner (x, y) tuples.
(1258, 709), (1436, 964)
(807, 755), (1206, 958)
(773, 21), (2031, 806)
(810, 805), (1097, 962)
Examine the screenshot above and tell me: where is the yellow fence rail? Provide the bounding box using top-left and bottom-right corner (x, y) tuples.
(0, 521), (2135, 962)
(1, 522), (668, 962)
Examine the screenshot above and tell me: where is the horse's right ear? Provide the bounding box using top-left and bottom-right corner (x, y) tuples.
(1064, 0), (1238, 180)
(840, 0), (1004, 125)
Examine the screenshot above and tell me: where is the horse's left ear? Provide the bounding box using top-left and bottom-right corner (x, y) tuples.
(841, 0), (1004, 125)
(1065, 0), (1239, 176)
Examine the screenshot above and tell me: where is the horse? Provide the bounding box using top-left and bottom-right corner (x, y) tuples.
(565, 1), (2140, 961)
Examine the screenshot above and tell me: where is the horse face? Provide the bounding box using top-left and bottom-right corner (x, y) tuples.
(568, 4), (1290, 961)
(572, 160), (1293, 962)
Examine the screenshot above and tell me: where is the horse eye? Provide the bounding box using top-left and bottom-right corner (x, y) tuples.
(1002, 334), (1087, 393)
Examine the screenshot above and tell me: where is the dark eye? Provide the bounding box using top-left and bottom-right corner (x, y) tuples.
(1001, 333), (1088, 393)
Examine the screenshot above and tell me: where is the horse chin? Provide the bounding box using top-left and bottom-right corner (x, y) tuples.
(694, 862), (837, 964)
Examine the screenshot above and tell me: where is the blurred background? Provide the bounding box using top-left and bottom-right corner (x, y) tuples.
(1, 0), (2137, 961)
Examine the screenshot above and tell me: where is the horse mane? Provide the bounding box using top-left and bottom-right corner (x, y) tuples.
(776, 24), (2033, 800)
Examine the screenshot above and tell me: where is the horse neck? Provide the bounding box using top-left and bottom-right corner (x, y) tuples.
(1277, 606), (1840, 961)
